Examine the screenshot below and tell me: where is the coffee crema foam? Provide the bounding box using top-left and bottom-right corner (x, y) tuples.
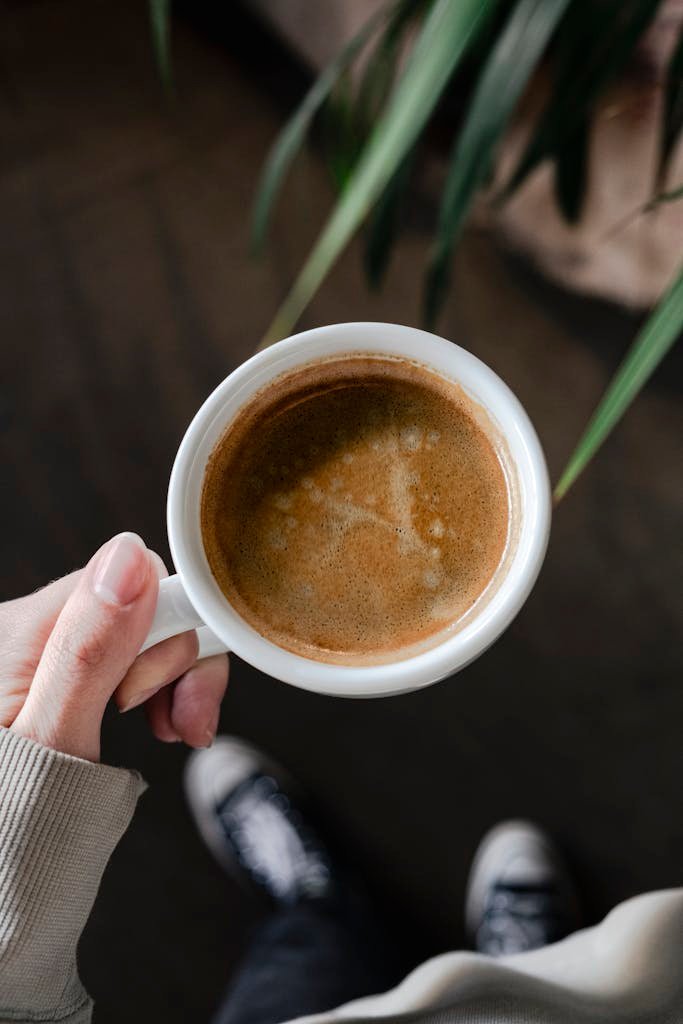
(201, 355), (512, 665)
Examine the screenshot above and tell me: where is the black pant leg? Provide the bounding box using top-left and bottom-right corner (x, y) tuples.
(212, 895), (401, 1024)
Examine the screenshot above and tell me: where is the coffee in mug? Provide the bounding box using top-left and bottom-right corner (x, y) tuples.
(200, 353), (514, 666)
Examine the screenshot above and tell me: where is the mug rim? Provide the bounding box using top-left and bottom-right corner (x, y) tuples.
(167, 322), (551, 697)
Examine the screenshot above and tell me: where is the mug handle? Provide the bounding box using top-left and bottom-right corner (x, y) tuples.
(140, 575), (228, 659)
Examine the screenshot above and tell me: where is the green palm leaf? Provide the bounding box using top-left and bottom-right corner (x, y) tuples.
(251, 4), (390, 254)
(363, 148), (417, 288)
(326, 1), (427, 192)
(321, 68), (361, 192)
(502, 0), (662, 205)
(260, 0), (499, 347)
(554, 116), (589, 223)
(649, 182), (683, 207)
(658, 28), (683, 187)
(149, 0), (172, 92)
(355, 1), (426, 137)
(424, 0), (571, 327)
(555, 264), (683, 500)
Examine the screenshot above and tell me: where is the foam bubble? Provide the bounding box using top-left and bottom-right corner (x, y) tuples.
(269, 530), (287, 551)
(273, 493), (293, 511)
(388, 462), (414, 533)
(400, 426), (422, 452)
(429, 518), (444, 538)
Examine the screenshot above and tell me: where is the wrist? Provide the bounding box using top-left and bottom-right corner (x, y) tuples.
(11, 700), (101, 762)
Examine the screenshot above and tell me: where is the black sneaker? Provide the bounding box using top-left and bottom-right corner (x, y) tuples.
(465, 820), (580, 956)
(184, 736), (334, 905)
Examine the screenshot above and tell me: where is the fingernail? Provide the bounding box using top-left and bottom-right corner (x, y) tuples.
(93, 533), (148, 606)
(198, 709), (220, 748)
(119, 682), (164, 713)
(149, 551), (168, 580)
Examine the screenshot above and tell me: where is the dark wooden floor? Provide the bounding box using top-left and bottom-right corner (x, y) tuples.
(1, 2), (681, 1022)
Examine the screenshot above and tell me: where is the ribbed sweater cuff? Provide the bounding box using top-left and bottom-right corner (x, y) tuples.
(0, 727), (146, 1022)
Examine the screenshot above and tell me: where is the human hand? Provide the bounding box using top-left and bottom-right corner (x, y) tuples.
(0, 533), (229, 762)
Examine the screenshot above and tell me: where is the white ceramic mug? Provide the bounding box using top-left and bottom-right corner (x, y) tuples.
(142, 322), (550, 698)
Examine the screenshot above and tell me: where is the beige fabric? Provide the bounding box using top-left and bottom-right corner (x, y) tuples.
(298, 889), (683, 1024)
(0, 727), (145, 1024)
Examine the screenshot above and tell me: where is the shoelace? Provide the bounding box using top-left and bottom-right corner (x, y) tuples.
(477, 881), (570, 956)
(216, 774), (332, 904)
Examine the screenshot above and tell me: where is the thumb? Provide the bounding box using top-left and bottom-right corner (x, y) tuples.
(12, 533), (158, 761)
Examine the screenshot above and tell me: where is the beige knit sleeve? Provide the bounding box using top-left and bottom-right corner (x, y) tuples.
(0, 727), (146, 1024)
